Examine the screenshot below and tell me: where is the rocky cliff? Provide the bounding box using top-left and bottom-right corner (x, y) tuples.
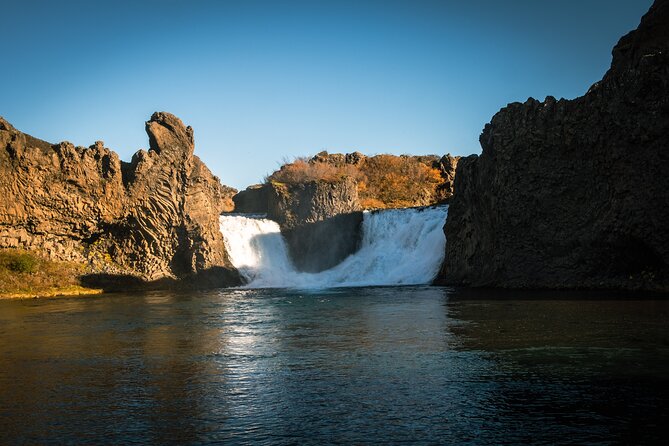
(0, 112), (241, 289)
(233, 177), (361, 230)
(438, 0), (669, 291)
(233, 179), (363, 272)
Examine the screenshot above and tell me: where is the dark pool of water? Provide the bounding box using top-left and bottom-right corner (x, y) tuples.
(1, 286), (668, 444)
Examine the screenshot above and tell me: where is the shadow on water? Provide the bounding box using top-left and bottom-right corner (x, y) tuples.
(0, 286), (667, 444)
(0, 290), (228, 444)
(442, 288), (669, 444)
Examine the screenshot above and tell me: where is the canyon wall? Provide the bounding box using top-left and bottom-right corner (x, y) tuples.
(0, 112), (241, 289)
(438, 0), (669, 291)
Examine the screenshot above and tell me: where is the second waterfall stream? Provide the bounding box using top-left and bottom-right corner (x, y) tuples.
(219, 206), (448, 288)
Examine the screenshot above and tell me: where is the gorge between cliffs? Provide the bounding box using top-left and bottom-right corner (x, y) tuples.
(2, 1), (669, 445)
(2, 0), (668, 296)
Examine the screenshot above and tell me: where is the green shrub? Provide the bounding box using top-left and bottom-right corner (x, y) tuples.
(1, 249), (90, 295)
(8, 253), (40, 273)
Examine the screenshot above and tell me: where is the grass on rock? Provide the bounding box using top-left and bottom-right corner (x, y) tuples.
(0, 249), (100, 298)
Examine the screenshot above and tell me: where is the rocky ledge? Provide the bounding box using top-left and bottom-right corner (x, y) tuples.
(0, 112), (241, 290)
(437, 0), (669, 291)
(233, 177), (361, 230)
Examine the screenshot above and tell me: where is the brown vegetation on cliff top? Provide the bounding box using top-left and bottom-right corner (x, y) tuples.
(266, 151), (457, 209)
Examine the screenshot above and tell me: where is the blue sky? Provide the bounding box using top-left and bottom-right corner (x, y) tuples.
(1, 0), (652, 189)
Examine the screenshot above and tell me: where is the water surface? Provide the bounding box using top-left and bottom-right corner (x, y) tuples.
(1, 287), (667, 444)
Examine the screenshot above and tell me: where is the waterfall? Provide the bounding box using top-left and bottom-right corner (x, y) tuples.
(219, 206), (448, 288)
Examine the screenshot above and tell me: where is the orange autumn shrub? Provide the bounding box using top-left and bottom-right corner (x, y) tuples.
(358, 155), (443, 208)
(267, 157), (362, 183)
(266, 153), (446, 209)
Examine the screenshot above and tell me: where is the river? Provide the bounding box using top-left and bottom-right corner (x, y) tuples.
(1, 286), (667, 444)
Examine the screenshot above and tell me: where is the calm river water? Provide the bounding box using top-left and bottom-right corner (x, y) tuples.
(1, 286), (668, 444)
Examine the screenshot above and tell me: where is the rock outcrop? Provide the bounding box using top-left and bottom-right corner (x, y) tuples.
(0, 112), (241, 289)
(233, 150), (459, 273)
(309, 151), (460, 204)
(233, 177), (361, 230)
(434, 154), (459, 202)
(233, 177), (363, 272)
(263, 151), (459, 210)
(438, 0), (669, 291)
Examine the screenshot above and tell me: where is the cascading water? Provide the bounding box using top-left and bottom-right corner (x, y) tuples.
(219, 206), (448, 288)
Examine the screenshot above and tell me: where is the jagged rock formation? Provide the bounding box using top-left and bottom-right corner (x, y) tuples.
(0, 119), (126, 264)
(0, 112), (240, 288)
(438, 0), (669, 291)
(434, 154), (459, 202)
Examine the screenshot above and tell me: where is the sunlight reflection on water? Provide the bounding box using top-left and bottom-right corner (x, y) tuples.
(0, 286), (668, 444)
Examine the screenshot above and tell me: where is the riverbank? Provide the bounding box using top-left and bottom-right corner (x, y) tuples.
(0, 249), (102, 299)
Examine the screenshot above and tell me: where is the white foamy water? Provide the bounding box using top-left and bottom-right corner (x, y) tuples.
(219, 206), (448, 288)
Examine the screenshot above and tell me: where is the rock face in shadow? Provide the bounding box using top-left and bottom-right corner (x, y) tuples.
(233, 178), (363, 272)
(0, 112), (241, 288)
(282, 212), (364, 272)
(438, 0), (669, 291)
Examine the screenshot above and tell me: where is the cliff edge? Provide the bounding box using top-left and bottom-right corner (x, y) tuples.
(437, 0), (669, 291)
(0, 112), (241, 290)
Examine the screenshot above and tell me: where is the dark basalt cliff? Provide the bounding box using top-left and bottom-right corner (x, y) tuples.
(438, 0), (669, 291)
(0, 112), (241, 289)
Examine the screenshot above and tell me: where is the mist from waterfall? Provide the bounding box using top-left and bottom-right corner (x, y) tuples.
(219, 206), (448, 288)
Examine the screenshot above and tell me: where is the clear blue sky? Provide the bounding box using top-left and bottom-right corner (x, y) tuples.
(1, 0), (652, 189)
